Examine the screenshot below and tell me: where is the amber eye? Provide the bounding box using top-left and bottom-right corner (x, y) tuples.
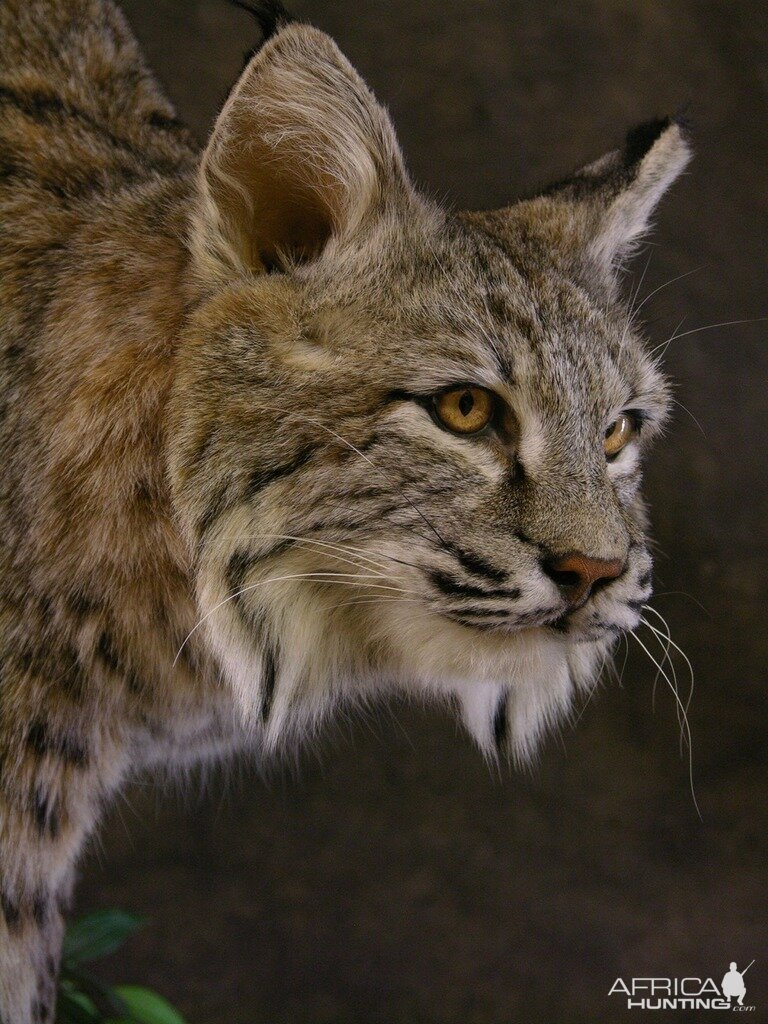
(434, 386), (495, 435)
(604, 413), (636, 457)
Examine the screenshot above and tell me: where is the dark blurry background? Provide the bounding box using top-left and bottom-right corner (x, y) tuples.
(77, 2), (767, 1021)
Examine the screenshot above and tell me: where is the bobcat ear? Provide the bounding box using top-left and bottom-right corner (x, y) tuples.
(542, 117), (692, 280)
(472, 118), (691, 292)
(192, 22), (409, 282)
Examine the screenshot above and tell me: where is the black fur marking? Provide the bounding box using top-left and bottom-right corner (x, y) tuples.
(429, 569), (520, 602)
(384, 388), (416, 405)
(32, 995), (54, 1024)
(95, 632), (143, 693)
(34, 790), (60, 839)
(590, 622), (621, 637)
(227, 548), (255, 598)
(493, 692), (509, 751)
(624, 598), (644, 613)
(261, 640), (278, 723)
(623, 117), (674, 167)
(449, 606), (516, 619)
(146, 110), (187, 132)
(32, 895), (48, 928)
(637, 570), (653, 589)
(246, 444), (318, 500)
(26, 720), (87, 767)
(0, 87), (186, 178)
(356, 430), (381, 454)
(515, 530), (543, 551)
(96, 632), (121, 674)
(258, 538), (295, 561)
(197, 446), (318, 543)
(539, 115), (683, 204)
(1, 889), (20, 928)
(230, 0), (293, 43)
(174, 640), (199, 676)
(196, 482), (231, 540)
(442, 542), (508, 584)
(190, 426), (217, 474)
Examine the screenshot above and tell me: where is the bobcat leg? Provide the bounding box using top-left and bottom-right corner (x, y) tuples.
(0, 876), (70, 1024)
(0, 719), (126, 1024)
(0, 794), (81, 1024)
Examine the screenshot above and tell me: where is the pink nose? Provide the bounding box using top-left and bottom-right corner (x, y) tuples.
(543, 552), (625, 607)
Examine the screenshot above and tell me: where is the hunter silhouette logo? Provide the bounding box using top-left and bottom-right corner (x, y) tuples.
(722, 961), (754, 1007)
(609, 960), (756, 1011)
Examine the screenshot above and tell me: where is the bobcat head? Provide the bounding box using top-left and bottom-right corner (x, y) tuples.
(168, 13), (689, 760)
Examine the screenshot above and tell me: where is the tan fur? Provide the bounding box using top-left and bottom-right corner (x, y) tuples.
(0, 4), (689, 1020)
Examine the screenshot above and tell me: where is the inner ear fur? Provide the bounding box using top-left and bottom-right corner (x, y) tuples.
(193, 23), (409, 282)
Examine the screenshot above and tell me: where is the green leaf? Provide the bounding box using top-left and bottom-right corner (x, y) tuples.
(62, 909), (144, 965)
(56, 988), (101, 1024)
(62, 967), (131, 1017)
(113, 987), (188, 1024)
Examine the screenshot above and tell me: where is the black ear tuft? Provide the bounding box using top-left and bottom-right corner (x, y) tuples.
(229, 0), (293, 44)
(623, 115), (690, 167)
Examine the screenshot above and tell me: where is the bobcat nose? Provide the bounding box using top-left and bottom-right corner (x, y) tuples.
(542, 552), (625, 608)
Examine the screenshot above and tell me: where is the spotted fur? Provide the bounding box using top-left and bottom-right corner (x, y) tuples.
(0, 2), (689, 1020)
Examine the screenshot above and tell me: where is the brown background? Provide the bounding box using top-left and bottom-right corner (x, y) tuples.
(78, 2), (767, 1022)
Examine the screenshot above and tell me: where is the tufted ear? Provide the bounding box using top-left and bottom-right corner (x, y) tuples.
(546, 117), (691, 273)
(477, 118), (691, 293)
(192, 21), (411, 283)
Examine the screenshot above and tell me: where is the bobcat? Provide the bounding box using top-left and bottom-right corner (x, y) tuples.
(0, 0), (690, 1019)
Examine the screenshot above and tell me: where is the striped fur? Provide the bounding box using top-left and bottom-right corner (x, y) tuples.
(0, 3), (689, 1020)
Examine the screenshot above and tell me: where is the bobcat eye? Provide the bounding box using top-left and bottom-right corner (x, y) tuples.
(434, 386), (495, 435)
(604, 413), (636, 457)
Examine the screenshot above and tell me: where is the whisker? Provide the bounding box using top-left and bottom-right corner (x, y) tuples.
(241, 534), (390, 577)
(658, 315), (767, 345)
(629, 628), (702, 820)
(671, 397), (707, 437)
(614, 632), (630, 688)
(632, 264), (706, 320)
(174, 572), (419, 664)
(651, 590), (710, 615)
(640, 614), (683, 741)
(224, 531), (425, 577)
(627, 253), (653, 321)
(637, 617), (684, 745)
(649, 314), (686, 359)
(572, 649), (611, 727)
(296, 415), (450, 549)
(642, 605), (696, 726)
(331, 596), (423, 611)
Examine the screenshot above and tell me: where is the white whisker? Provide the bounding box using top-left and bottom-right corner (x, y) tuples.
(670, 397), (707, 437)
(632, 264), (705, 321)
(629, 628), (701, 820)
(174, 572), (419, 665)
(239, 533), (390, 577)
(642, 604), (696, 724)
(649, 315), (686, 359)
(225, 532), (420, 577)
(641, 615), (683, 744)
(658, 315), (767, 345)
